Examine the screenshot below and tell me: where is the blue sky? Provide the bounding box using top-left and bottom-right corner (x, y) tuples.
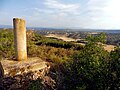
(0, 0), (120, 29)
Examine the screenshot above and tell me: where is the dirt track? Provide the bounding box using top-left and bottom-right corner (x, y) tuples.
(45, 34), (115, 52)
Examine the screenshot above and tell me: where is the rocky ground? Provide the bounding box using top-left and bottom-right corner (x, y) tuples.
(0, 57), (56, 90)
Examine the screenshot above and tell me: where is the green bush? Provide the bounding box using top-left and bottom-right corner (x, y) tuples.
(86, 32), (107, 43)
(108, 47), (120, 89)
(0, 29), (15, 59)
(27, 45), (75, 64)
(63, 42), (109, 90)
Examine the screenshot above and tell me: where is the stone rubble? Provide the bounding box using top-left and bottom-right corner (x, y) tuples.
(0, 58), (56, 90)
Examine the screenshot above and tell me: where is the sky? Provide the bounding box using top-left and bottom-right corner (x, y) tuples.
(0, 0), (120, 29)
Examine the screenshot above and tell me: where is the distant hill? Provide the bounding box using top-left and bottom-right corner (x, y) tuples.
(0, 25), (120, 34)
(90, 30), (120, 34)
(0, 25), (12, 28)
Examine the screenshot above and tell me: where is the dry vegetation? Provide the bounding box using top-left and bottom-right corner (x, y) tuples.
(1, 29), (120, 90)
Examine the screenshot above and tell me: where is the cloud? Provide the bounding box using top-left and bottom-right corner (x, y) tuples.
(44, 0), (80, 15)
(85, 0), (108, 17)
(82, 0), (120, 29)
(14, 0), (120, 29)
(33, 8), (54, 14)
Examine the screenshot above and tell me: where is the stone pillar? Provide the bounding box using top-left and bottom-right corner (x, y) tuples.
(13, 18), (27, 61)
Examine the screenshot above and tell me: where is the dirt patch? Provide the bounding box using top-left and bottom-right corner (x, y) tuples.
(104, 44), (115, 52)
(45, 34), (77, 42)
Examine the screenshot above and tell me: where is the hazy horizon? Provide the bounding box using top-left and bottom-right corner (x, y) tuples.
(1, 24), (120, 31)
(1, 0), (120, 29)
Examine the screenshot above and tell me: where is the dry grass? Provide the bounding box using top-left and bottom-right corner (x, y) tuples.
(104, 44), (115, 52)
(45, 34), (76, 42)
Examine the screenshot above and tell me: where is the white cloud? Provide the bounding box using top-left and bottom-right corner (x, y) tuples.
(18, 0), (120, 29)
(44, 0), (80, 15)
(33, 8), (54, 14)
(86, 0), (108, 17)
(103, 0), (120, 17)
(83, 0), (120, 29)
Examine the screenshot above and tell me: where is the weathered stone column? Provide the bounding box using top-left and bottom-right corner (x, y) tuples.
(13, 18), (27, 61)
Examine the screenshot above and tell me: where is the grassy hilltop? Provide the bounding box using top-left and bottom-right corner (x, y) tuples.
(0, 29), (120, 90)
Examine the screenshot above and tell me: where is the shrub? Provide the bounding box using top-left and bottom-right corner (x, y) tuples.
(0, 29), (15, 59)
(62, 41), (110, 90)
(108, 47), (120, 89)
(86, 32), (107, 43)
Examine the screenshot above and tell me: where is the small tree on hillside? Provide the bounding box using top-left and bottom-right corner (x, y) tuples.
(86, 32), (107, 43)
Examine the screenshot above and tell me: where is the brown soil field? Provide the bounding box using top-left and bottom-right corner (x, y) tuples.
(45, 34), (115, 52)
